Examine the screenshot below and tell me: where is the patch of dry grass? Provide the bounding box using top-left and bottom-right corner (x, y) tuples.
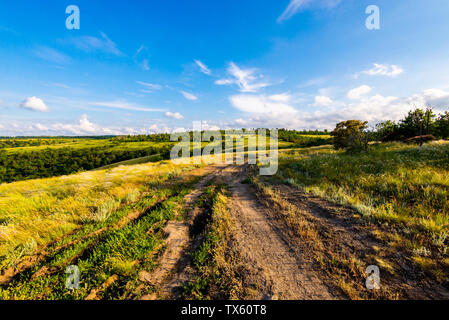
(0, 159), (199, 270)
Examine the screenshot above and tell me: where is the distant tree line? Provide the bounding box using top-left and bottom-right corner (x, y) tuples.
(278, 129), (331, 147)
(376, 108), (449, 141)
(0, 139), (73, 149)
(0, 145), (172, 183)
(112, 134), (172, 143)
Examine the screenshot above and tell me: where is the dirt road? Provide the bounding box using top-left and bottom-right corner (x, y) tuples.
(140, 165), (230, 299)
(220, 165), (341, 300)
(144, 164), (449, 300)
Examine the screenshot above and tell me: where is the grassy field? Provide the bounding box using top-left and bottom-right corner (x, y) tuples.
(269, 141), (449, 235)
(249, 140), (449, 298)
(0, 159), (200, 272)
(3, 133), (447, 299)
(0, 138), (176, 183)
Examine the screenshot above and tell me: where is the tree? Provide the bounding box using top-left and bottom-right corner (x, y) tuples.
(399, 107), (435, 138)
(435, 111), (449, 139)
(331, 120), (369, 152)
(375, 120), (398, 141)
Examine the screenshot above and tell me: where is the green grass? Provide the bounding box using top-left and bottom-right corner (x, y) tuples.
(94, 154), (164, 170)
(271, 141), (449, 234)
(183, 184), (246, 300)
(0, 158), (199, 271)
(0, 179), (197, 300)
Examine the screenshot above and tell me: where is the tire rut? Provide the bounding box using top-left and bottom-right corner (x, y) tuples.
(222, 165), (341, 300)
(139, 165), (230, 300)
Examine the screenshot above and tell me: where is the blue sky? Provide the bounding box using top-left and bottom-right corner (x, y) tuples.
(1, 0), (449, 135)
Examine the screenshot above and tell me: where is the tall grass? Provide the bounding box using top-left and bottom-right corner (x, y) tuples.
(0, 184), (192, 300)
(0, 159), (198, 270)
(274, 141), (449, 234)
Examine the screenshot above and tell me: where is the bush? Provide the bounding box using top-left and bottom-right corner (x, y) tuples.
(331, 120), (368, 152)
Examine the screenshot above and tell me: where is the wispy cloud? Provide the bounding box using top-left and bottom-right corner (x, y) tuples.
(136, 81), (162, 90)
(34, 46), (72, 64)
(50, 83), (71, 89)
(66, 32), (123, 56)
(277, 0), (342, 23)
(194, 59), (211, 75)
(88, 100), (165, 112)
(180, 91), (198, 101)
(215, 62), (271, 93)
(134, 44), (145, 58)
(141, 59), (150, 71)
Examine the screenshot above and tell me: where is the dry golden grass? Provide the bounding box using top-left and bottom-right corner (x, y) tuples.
(0, 159), (199, 270)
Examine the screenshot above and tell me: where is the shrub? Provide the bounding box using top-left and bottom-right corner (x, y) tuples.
(331, 120), (368, 152)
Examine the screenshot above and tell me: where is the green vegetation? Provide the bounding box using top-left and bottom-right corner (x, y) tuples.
(0, 130), (302, 184)
(183, 184), (247, 300)
(331, 120), (369, 152)
(0, 138), (74, 149)
(278, 129), (331, 148)
(0, 182), (195, 300)
(272, 141), (449, 234)
(0, 138), (174, 183)
(0, 159), (198, 271)
(377, 108), (449, 141)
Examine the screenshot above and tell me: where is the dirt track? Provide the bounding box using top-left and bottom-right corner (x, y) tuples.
(220, 165), (341, 300)
(145, 164), (342, 299)
(140, 165), (230, 299)
(144, 164), (449, 300)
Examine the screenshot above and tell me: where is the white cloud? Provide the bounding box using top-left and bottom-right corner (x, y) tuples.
(34, 46), (71, 64)
(311, 95), (334, 107)
(347, 85), (372, 100)
(215, 62), (271, 93)
(172, 127), (188, 133)
(230, 94), (297, 115)
(407, 88), (449, 110)
(361, 63), (404, 77)
(268, 93), (291, 102)
(235, 118), (247, 126)
(88, 101), (165, 112)
(277, 0), (342, 23)
(35, 123), (49, 131)
(226, 89), (447, 130)
(165, 111), (184, 120)
(136, 81), (162, 90)
(181, 91), (198, 101)
(201, 121), (221, 131)
(76, 114), (96, 133)
(20, 97), (49, 112)
(49, 114), (102, 135)
(194, 60), (211, 75)
(67, 32), (122, 56)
